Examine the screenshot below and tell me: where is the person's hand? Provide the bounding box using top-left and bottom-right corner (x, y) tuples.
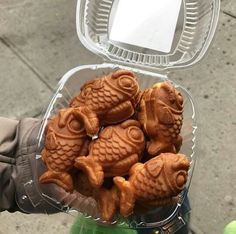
(11, 117), (99, 216)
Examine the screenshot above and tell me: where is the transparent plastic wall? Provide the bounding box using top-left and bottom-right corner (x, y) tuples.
(30, 0), (220, 230)
(35, 64), (197, 228)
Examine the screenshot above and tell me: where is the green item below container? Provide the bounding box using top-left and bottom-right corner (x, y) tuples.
(223, 221), (236, 234)
(70, 215), (138, 234)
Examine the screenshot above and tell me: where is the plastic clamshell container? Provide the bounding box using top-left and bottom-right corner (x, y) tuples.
(24, 0), (219, 231)
(35, 64), (197, 228)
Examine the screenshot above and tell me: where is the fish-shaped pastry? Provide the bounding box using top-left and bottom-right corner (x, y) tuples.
(138, 81), (184, 157)
(95, 186), (119, 221)
(73, 173), (119, 221)
(70, 70), (142, 136)
(113, 153), (190, 217)
(39, 108), (90, 192)
(74, 119), (145, 188)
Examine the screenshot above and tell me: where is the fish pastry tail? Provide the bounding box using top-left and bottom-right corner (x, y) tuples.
(74, 156), (104, 188)
(113, 176), (135, 217)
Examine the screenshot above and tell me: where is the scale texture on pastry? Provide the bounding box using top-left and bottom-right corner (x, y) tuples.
(138, 81), (184, 157)
(70, 70), (142, 136)
(39, 108), (90, 192)
(74, 119), (145, 188)
(38, 70), (191, 222)
(113, 153), (190, 217)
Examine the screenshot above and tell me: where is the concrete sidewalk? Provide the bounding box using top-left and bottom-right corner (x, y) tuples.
(0, 0), (236, 233)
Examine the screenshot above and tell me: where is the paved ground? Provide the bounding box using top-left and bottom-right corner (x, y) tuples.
(0, 0), (235, 233)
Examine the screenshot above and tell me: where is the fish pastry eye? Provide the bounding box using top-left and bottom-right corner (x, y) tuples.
(176, 172), (187, 189)
(68, 119), (84, 133)
(118, 77), (134, 90)
(127, 127), (143, 143)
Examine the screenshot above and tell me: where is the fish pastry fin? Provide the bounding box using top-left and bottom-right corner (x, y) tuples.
(158, 107), (175, 125)
(174, 135), (183, 153)
(106, 154), (139, 177)
(58, 108), (74, 128)
(113, 176), (135, 217)
(74, 156), (104, 188)
(73, 107), (99, 137)
(39, 170), (73, 192)
(147, 140), (176, 156)
(104, 100), (135, 124)
(96, 187), (119, 221)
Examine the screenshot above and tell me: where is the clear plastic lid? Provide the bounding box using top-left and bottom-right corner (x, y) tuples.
(76, 0), (220, 70)
(19, 0), (220, 230)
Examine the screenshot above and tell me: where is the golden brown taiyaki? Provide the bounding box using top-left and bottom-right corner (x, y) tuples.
(95, 186), (119, 221)
(74, 119), (145, 188)
(39, 108), (90, 192)
(70, 70), (142, 136)
(73, 173), (119, 221)
(113, 153), (190, 217)
(138, 81), (184, 157)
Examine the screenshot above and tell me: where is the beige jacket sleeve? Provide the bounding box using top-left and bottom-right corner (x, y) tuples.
(0, 117), (60, 213)
(0, 118), (19, 211)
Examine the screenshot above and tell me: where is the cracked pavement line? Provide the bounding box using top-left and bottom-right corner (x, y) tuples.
(0, 36), (54, 91)
(222, 10), (236, 19)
